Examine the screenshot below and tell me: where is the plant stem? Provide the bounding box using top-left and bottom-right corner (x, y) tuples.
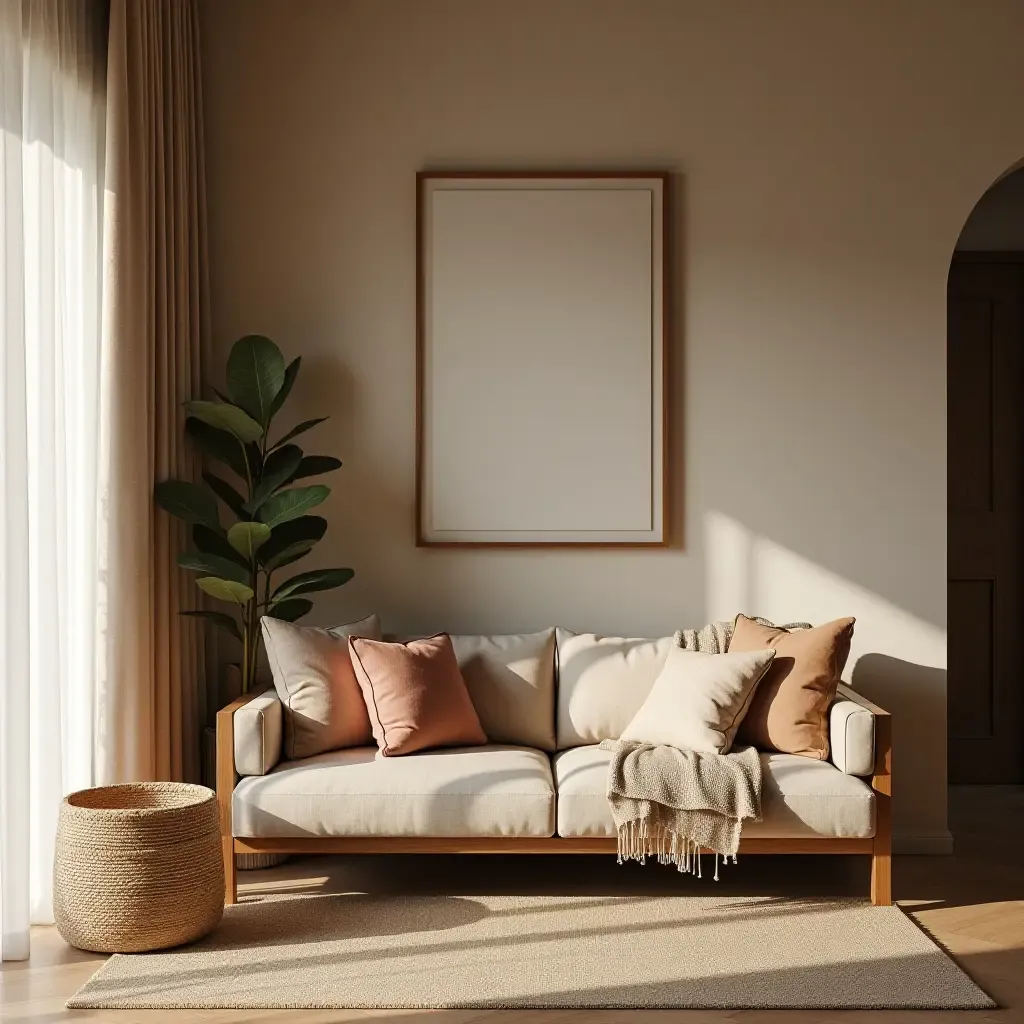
(241, 444), (253, 512)
(249, 601), (259, 691)
(240, 617), (250, 695)
(263, 568), (272, 615)
(241, 441), (256, 691)
(244, 562), (259, 692)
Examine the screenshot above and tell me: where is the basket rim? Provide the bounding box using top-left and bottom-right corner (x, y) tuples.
(63, 781), (215, 817)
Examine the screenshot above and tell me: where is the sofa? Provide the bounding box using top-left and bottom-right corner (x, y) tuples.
(216, 628), (891, 906)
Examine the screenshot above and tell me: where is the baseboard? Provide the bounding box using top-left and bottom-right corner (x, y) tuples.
(893, 830), (954, 855)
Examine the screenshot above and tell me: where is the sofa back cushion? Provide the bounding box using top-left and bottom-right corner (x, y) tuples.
(556, 629), (676, 748)
(450, 629), (557, 750)
(262, 613), (381, 760)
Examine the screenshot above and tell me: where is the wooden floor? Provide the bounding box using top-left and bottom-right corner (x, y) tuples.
(3, 785), (1022, 1023)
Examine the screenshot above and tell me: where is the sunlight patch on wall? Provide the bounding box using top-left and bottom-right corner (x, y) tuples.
(704, 511), (946, 677)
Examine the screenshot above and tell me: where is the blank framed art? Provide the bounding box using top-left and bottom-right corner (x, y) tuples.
(416, 171), (669, 547)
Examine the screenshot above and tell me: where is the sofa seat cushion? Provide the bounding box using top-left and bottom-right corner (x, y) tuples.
(233, 744), (555, 838)
(553, 745), (875, 839)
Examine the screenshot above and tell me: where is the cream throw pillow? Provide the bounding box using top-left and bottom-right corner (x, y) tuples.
(619, 647), (776, 754)
(262, 613), (381, 760)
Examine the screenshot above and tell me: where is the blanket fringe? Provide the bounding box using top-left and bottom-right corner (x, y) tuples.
(616, 820), (737, 879)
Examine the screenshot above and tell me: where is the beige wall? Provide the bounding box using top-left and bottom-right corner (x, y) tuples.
(200, 0), (1024, 850)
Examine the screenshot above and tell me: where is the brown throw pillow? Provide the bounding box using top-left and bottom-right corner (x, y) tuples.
(348, 633), (487, 756)
(732, 614), (855, 759)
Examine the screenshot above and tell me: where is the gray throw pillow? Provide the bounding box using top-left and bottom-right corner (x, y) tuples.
(261, 613), (381, 759)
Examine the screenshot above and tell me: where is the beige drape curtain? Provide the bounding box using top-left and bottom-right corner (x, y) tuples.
(98, 0), (209, 784)
(2, 0), (109, 956)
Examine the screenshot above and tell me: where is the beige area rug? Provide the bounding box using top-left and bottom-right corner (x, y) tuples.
(68, 893), (994, 1010)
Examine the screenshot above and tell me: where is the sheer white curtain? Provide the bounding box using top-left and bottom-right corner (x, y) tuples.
(0, 0), (106, 960)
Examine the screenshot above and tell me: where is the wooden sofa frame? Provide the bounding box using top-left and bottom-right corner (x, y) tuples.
(216, 683), (892, 907)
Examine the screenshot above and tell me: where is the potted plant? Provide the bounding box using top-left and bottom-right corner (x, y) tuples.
(155, 334), (354, 695)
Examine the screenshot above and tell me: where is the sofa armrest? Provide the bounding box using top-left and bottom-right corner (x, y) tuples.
(830, 693), (876, 776)
(233, 688), (283, 776)
(216, 689), (266, 842)
(832, 683), (892, 905)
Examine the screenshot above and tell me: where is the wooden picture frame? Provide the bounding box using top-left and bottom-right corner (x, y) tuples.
(416, 171), (670, 547)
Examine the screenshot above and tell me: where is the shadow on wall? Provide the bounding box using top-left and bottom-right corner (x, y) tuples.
(853, 652), (947, 843)
(703, 511), (947, 848)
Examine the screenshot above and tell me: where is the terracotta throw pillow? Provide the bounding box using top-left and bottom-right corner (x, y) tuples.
(733, 614), (856, 759)
(348, 633), (487, 756)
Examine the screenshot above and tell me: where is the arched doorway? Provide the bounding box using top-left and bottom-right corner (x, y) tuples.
(948, 165), (1024, 783)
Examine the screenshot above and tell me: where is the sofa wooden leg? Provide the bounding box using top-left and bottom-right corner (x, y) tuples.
(869, 705), (892, 906)
(871, 850), (891, 906)
(223, 836), (238, 906)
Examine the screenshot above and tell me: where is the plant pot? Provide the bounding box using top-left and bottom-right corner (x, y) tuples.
(235, 851), (290, 870)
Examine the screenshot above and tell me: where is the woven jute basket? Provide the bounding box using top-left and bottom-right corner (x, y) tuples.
(53, 782), (224, 953)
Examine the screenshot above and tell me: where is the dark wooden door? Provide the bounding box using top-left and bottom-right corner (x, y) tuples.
(948, 253), (1024, 783)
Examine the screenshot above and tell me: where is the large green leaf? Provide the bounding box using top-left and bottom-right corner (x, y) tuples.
(245, 445), (303, 513)
(262, 540), (314, 572)
(272, 567), (354, 602)
(227, 335), (286, 427)
(178, 551), (252, 585)
(202, 471), (248, 519)
(185, 417), (247, 478)
(195, 577), (254, 604)
(258, 485), (330, 529)
(291, 455), (342, 481)
(192, 524), (248, 567)
(270, 417), (327, 450)
(258, 515), (327, 567)
(270, 357), (301, 419)
(265, 598), (313, 623)
(154, 479), (220, 530)
(228, 521), (271, 561)
(181, 609), (243, 642)
(185, 400), (264, 444)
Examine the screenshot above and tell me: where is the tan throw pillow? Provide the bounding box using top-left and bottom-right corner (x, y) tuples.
(349, 633), (487, 756)
(450, 630), (556, 750)
(261, 613), (381, 760)
(733, 614), (856, 759)
(619, 647), (776, 754)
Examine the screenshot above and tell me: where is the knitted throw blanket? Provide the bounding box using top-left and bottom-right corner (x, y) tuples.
(673, 616), (811, 653)
(673, 619), (733, 654)
(601, 739), (762, 877)
(601, 616), (810, 877)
